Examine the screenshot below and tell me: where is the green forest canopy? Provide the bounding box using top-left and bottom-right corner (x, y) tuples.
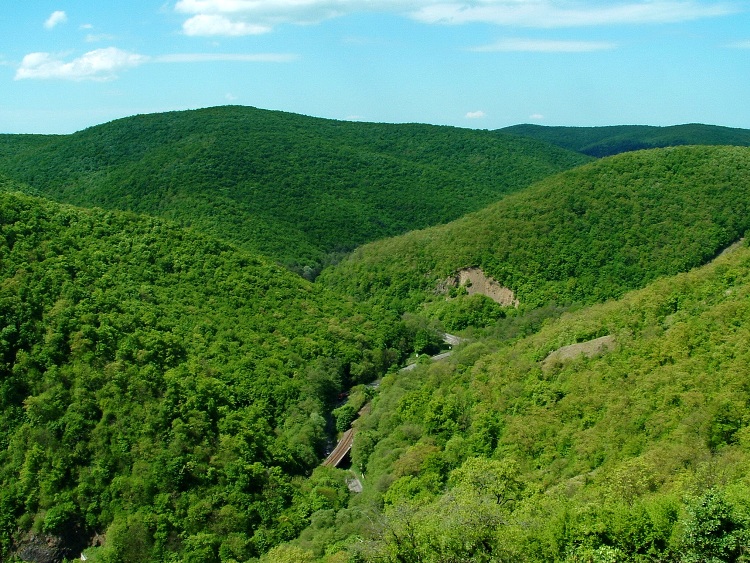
(0, 106), (589, 272)
(319, 145), (750, 312)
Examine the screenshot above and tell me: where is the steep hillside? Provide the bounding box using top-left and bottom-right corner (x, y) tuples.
(286, 239), (750, 562)
(501, 123), (750, 157)
(319, 146), (750, 313)
(0, 186), (416, 561)
(0, 134), (56, 160)
(0, 106), (589, 272)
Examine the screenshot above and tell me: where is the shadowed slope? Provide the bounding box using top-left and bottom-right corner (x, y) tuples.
(319, 146), (750, 311)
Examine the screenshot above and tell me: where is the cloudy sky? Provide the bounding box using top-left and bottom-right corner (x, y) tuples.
(2, 1), (750, 133)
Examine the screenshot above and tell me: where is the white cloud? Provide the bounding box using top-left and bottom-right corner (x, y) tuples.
(172, 0), (739, 36)
(465, 110), (486, 119)
(14, 48), (299, 80)
(80, 23), (94, 30)
(226, 93), (238, 101)
(15, 48), (148, 81)
(471, 38), (616, 52)
(530, 113), (544, 120)
(727, 40), (750, 48)
(175, 0), (348, 18)
(183, 14), (272, 35)
(44, 10), (68, 29)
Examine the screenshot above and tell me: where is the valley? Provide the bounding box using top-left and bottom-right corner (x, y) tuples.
(1, 108), (750, 562)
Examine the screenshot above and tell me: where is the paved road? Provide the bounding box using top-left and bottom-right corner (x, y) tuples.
(322, 428), (354, 468)
(322, 334), (465, 467)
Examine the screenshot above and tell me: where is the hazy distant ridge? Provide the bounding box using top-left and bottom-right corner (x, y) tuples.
(501, 123), (750, 157)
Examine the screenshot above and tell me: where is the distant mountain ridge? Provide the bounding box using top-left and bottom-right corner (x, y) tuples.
(0, 106), (589, 272)
(500, 123), (750, 157)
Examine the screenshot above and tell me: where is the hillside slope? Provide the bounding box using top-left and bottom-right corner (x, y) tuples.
(319, 146), (750, 312)
(501, 123), (750, 157)
(0, 106), (590, 271)
(305, 239), (750, 562)
(0, 186), (411, 561)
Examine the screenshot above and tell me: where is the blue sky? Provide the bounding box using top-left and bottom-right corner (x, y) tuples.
(2, 1), (750, 133)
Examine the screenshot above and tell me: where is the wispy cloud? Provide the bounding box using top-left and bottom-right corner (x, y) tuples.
(726, 39), (750, 48)
(174, 0), (349, 19)
(182, 14), (271, 36)
(15, 48), (147, 81)
(44, 10), (68, 29)
(173, 0), (739, 35)
(465, 110), (486, 119)
(154, 53), (298, 62)
(14, 48), (299, 81)
(530, 113), (545, 120)
(471, 38), (617, 52)
(411, 1), (737, 28)
(85, 34), (116, 43)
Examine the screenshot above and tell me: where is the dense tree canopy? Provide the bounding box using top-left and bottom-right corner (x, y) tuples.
(320, 146), (750, 313)
(0, 106), (589, 272)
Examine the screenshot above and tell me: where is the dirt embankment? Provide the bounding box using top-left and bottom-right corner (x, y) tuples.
(442, 267), (519, 307)
(542, 335), (615, 371)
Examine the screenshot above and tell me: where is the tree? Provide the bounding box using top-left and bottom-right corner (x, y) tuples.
(448, 457), (525, 508)
(679, 489), (747, 563)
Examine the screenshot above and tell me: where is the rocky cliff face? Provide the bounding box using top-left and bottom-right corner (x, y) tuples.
(14, 531), (90, 563)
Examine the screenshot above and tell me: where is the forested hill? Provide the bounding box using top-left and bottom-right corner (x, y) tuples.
(0, 187), (419, 561)
(0, 106), (589, 272)
(500, 123), (750, 157)
(290, 238), (750, 562)
(319, 146), (750, 313)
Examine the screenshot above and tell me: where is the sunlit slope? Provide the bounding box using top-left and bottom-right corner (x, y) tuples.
(339, 240), (750, 562)
(0, 187), (403, 560)
(0, 106), (589, 270)
(501, 122), (750, 157)
(319, 146), (750, 310)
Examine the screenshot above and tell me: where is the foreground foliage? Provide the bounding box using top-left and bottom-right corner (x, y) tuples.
(0, 188), (413, 561)
(292, 241), (750, 562)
